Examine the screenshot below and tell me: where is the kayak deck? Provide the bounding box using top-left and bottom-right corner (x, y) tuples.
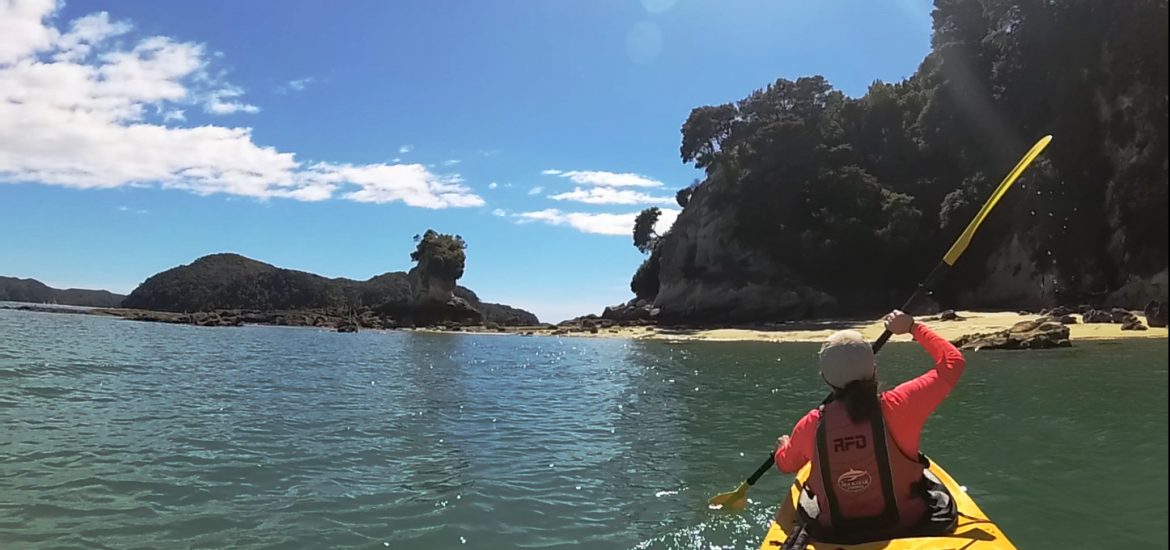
(758, 459), (1016, 550)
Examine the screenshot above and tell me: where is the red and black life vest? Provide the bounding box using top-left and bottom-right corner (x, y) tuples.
(803, 397), (928, 539)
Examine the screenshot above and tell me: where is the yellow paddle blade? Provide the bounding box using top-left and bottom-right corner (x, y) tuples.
(942, 135), (1053, 266)
(707, 482), (750, 511)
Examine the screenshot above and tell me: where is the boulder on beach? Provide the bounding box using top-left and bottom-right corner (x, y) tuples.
(1111, 307), (1139, 325)
(1121, 318), (1148, 331)
(951, 318), (1071, 350)
(939, 309), (964, 321)
(1082, 309), (1113, 323)
(1144, 300), (1167, 328)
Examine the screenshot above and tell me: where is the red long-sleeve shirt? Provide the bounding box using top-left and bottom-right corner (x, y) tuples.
(774, 323), (965, 473)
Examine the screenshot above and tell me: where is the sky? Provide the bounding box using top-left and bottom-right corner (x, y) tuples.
(0, 0), (934, 322)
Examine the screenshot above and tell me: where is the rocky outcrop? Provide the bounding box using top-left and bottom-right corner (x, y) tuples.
(408, 262), (455, 304)
(951, 318), (1072, 350)
(939, 309), (964, 321)
(955, 234), (1059, 311)
(629, 1), (1166, 325)
(98, 307), (401, 330)
(1082, 309), (1114, 323)
(601, 298), (659, 323)
(1145, 300), (1168, 328)
(1121, 318), (1148, 331)
(652, 184), (837, 324)
(366, 264), (483, 326)
(119, 253), (537, 327)
(453, 287), (539, 326)
(1110, 308), (1135, 324)
(376, 296), (482, 327)
(558, 315), (619, 333)
(1106, 270), (1168, 313)
(1040, 306), (1074, 317)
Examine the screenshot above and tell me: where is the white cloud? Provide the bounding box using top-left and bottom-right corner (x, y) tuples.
(543, 169), (664, 188)
(513, 208), (679, 236)
(0, 0), (58, 65)
(548, 187), (673, 205)
(491, 208), (507, 217)
(0, 2), (482, 210)
(202, 85), (259, 114)
(488, 182), (498, 189)
(306, 163), (484, 208)
(443, 159), (461, 166)
(275, 76), (313, 94)
(398, 144), (414, 154)
(528, 186), (544, 195)
(53, 12), (132, 62)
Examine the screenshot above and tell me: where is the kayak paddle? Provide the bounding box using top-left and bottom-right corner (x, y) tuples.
(707, 134), (1053, 512)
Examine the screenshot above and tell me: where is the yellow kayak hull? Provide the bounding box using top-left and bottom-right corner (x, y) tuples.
(759, 459), (1016, 550)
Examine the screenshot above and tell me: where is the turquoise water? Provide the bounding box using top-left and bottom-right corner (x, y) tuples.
(1, 308), (1166, 549)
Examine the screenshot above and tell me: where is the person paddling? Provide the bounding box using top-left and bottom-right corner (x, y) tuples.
(773, 310), (963, 544)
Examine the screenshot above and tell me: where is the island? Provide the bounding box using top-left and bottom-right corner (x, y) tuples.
(2, 230), (539, 332)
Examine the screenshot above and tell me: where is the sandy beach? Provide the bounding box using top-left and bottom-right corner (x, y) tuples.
(6, 303), (1165, 344)
(525, 310), (1169, 343)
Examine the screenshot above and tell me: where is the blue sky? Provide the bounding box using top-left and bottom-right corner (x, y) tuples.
(0, 0), (933, 322)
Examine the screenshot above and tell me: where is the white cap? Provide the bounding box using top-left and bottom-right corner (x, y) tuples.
(818, 330), (875, 388)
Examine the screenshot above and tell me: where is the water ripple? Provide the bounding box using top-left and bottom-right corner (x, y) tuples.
(0, 309), (1166, 549)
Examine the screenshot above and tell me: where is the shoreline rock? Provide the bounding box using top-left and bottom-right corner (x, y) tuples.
(115, 252), (538, 328)
(951, 317), (1072, 350)
(1144, 301), (1167, 328)
(7, 304), (1163, 345)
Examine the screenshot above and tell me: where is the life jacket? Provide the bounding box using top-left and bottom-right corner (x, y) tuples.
(801, 396), (928, 542)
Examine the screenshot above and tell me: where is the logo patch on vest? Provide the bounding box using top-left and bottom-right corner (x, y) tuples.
(836, 468), (872, 493)
(832, 435), (867, 452)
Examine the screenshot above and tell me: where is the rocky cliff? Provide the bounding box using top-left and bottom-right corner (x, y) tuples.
(653, 182), (837, 323)
(639, 0), (1167, 323)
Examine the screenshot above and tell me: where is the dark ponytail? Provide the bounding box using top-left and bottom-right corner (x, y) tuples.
(835, 379), (881, 424)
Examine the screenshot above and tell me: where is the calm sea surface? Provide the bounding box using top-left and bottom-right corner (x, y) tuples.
(1, 307), (1166, 549)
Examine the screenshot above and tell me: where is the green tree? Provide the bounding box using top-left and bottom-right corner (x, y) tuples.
(680, 104), (738, 171)
(630, 248), (661, 300)
(411, 230), (467, 281)
(675, 179), (700, 208)
(632, 207), (661, 254)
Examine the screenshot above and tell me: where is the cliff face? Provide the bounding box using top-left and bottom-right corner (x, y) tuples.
(653, 184), (835, 323)
(121, 253), (538, 326)
(643, 0), (1167, 320)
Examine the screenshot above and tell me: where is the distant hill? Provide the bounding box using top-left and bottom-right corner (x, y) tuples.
(120, 253), (539, 326)
(0, 276), (125, 308)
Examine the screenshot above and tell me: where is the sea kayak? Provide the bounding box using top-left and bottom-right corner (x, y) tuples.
(759, 458), (1016, 550)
